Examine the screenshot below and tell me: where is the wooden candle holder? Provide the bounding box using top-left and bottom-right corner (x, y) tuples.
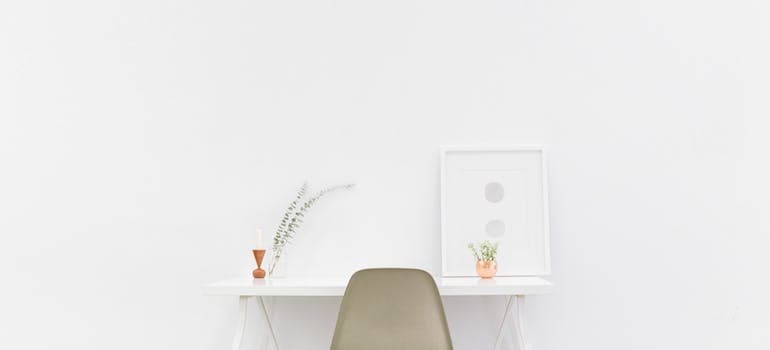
(252, 249), (266, 278)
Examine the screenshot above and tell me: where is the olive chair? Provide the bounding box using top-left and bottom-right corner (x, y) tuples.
(330, 268), (453, 350)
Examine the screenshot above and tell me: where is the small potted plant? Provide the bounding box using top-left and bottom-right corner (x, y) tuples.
(468, 241), (499, 279)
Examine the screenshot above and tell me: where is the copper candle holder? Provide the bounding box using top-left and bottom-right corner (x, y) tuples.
(252, 249), (266, 278)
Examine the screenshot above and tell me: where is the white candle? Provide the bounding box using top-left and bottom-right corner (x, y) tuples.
(255, 228), (264, 249)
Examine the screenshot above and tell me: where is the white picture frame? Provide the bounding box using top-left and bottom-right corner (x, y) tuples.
(440, 146), (551, 277)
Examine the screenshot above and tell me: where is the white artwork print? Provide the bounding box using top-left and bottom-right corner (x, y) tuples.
(441, 147), (550, 277)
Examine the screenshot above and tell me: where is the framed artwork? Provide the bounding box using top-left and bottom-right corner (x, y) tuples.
(440, 146), (550, 277)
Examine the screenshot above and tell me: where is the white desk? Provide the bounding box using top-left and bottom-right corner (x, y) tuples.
(204, 276), (552, 350)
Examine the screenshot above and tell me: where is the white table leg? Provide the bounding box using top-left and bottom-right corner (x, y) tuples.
(494, 296), (514, 350)
(259, 297), (275, 350)
(259, 296), (280, 350)
(231, 296), (249, 350)
(514, 295), (529, 350)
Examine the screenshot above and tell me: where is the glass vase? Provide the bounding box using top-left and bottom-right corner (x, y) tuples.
(268, 253), (288, 279)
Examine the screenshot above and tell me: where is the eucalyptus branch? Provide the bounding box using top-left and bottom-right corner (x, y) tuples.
(273, 182), (307, 248)
(269, 183), (355, 275)
(282, 184), (354, 242)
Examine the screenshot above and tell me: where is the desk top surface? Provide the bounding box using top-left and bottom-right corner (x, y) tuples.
(204, 276), (553, 296)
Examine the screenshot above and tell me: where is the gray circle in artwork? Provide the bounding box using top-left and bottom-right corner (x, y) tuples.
(484, 182), (505, 203)
(485, 220), (506, 238)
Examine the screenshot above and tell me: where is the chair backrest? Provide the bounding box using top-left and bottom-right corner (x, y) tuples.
(330, 268), (453, 350)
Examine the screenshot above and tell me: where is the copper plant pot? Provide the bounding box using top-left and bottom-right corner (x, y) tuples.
(476, 260), (498, 279)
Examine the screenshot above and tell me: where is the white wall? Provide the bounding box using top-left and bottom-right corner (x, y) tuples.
(1, 0), (769, 349)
